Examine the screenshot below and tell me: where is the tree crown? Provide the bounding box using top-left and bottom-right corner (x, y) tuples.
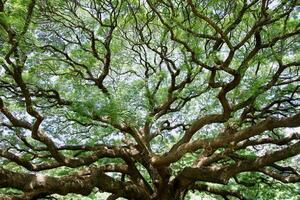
(0, 0), (300, 199)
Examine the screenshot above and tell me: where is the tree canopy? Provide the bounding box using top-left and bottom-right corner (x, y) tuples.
(0, 0), (300, 199)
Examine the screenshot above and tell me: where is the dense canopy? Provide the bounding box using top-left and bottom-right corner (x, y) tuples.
(0, 0), (300, 199)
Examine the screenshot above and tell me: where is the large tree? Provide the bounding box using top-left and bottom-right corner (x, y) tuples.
(0, 0), (300, 199)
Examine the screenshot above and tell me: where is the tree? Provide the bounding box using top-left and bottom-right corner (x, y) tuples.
(0, 0), (300, 199)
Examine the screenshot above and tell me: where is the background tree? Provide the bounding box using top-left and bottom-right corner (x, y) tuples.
(0, 0), (300, 199)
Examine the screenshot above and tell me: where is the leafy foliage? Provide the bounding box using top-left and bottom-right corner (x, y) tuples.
(0, 0), (300, 200)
